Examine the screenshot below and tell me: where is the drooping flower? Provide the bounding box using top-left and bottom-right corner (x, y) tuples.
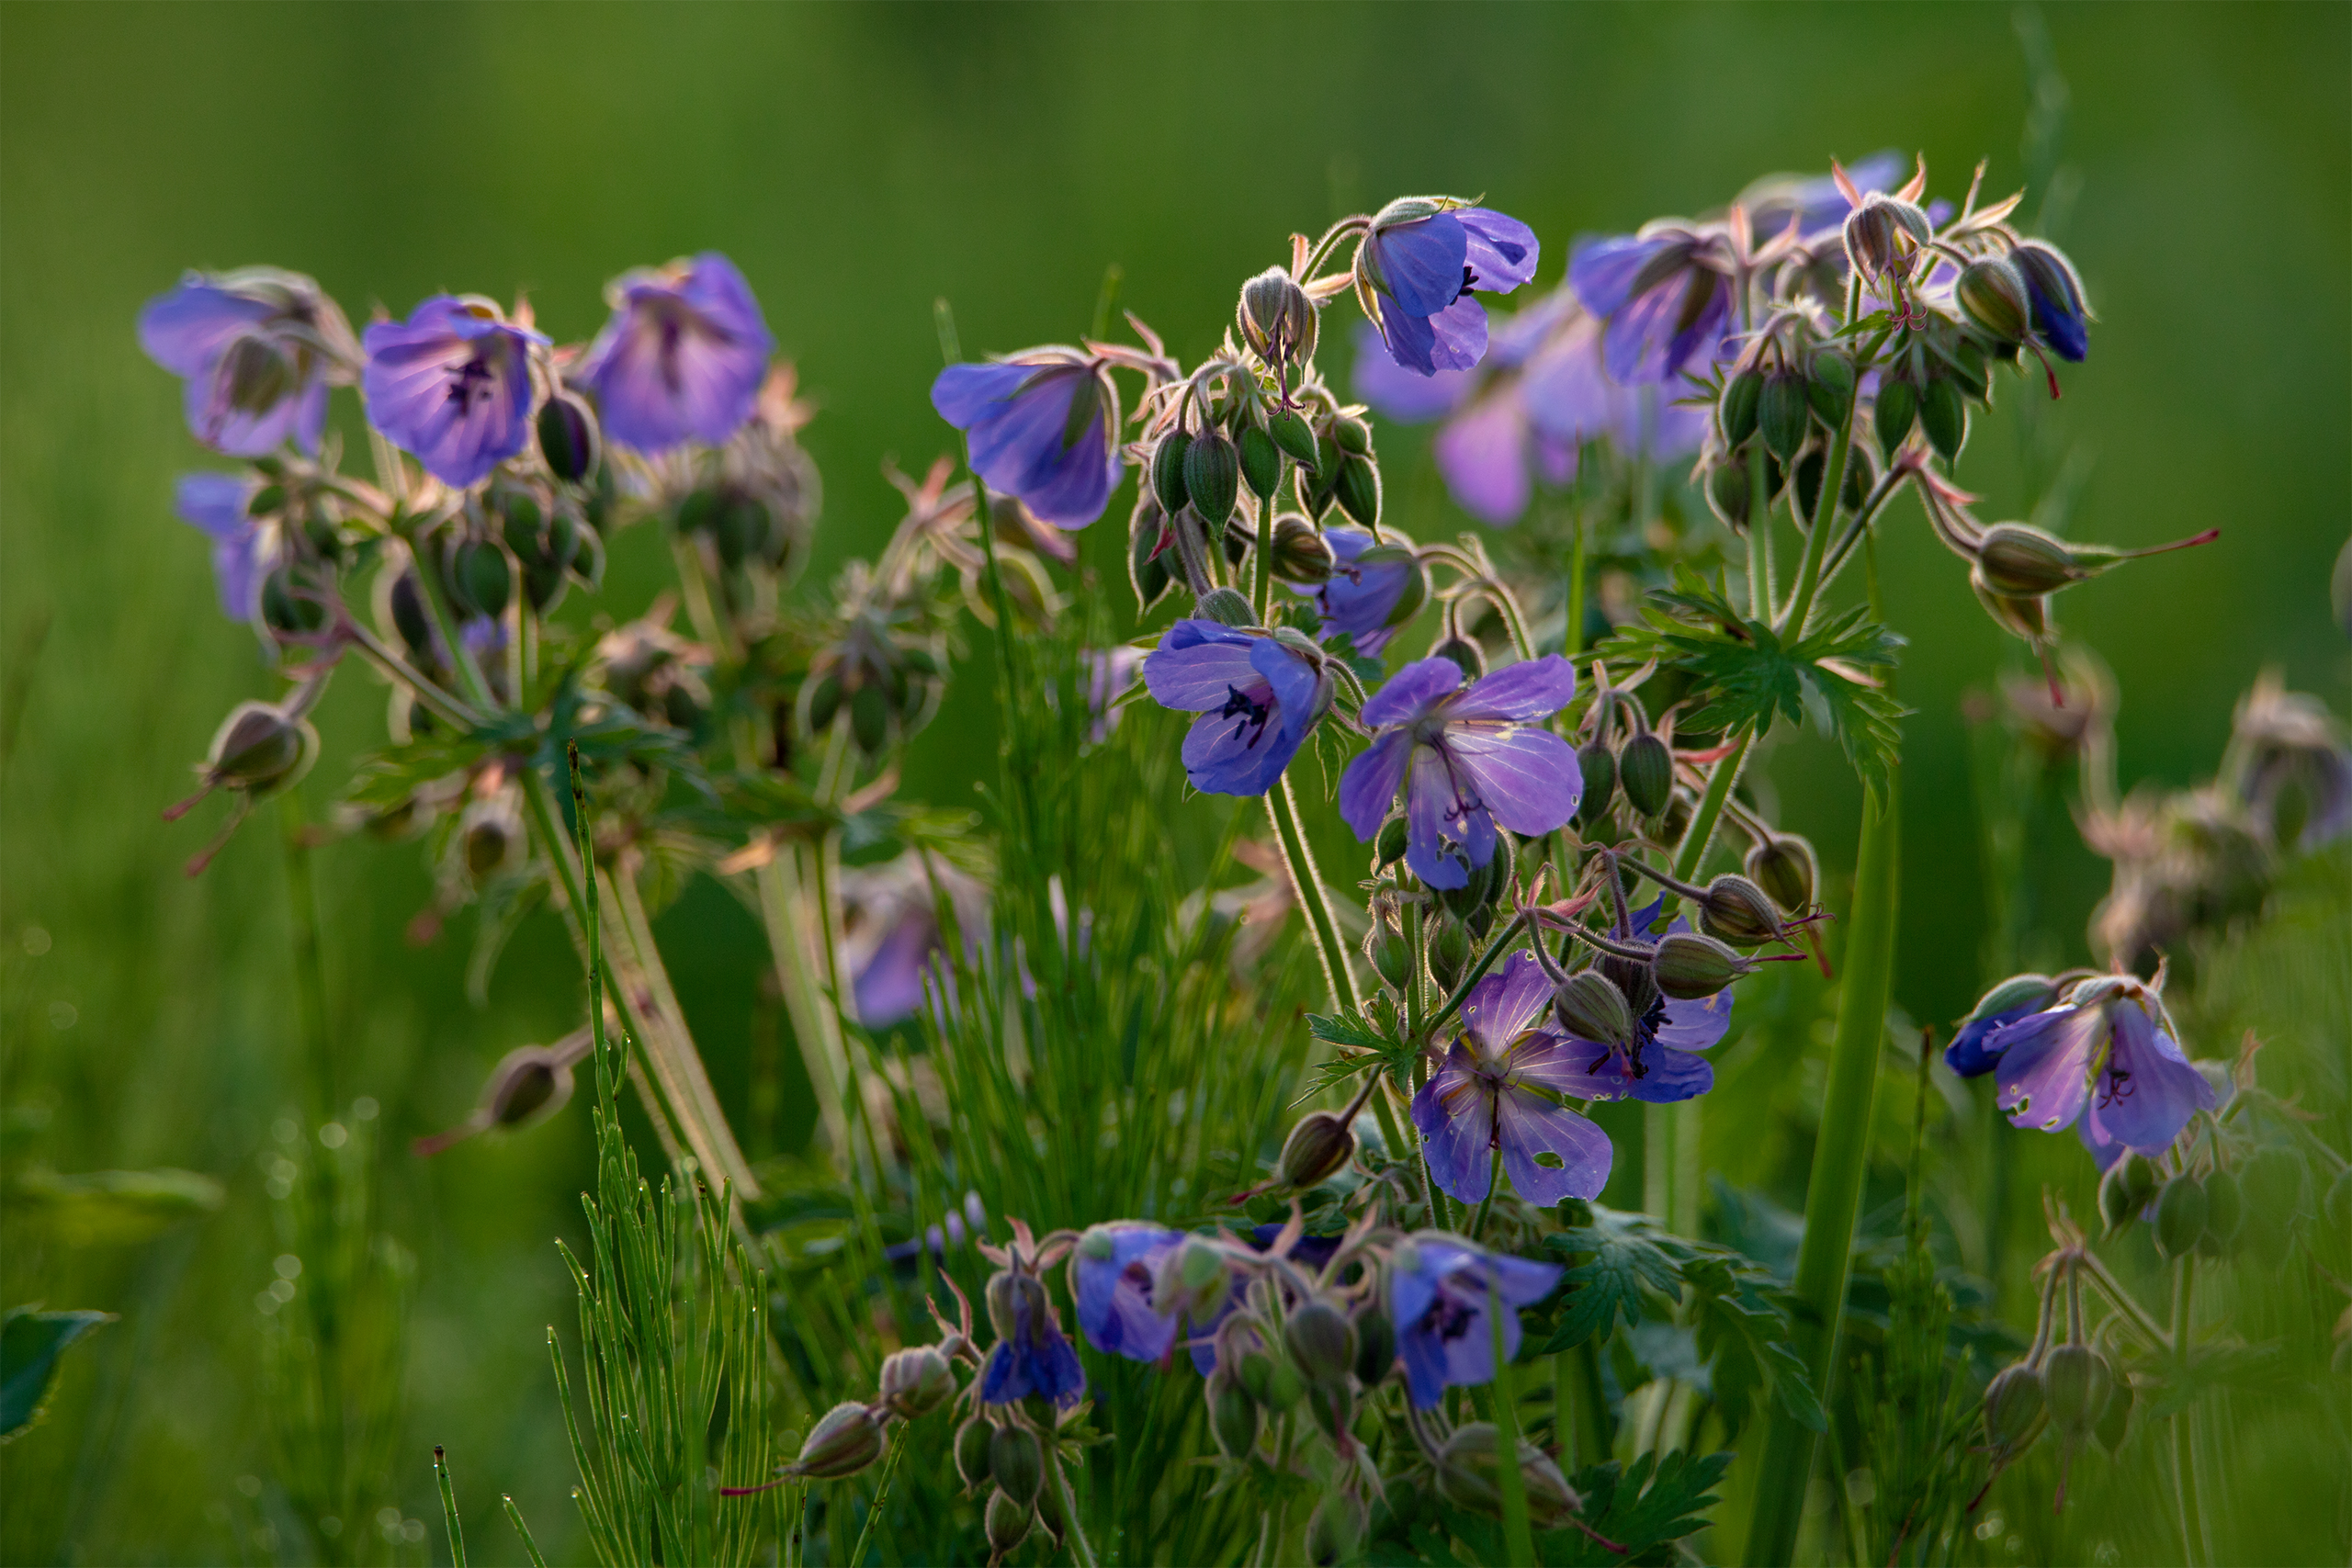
(931, 353), (1122, 528)
(579, 253), (774, 455)
(1566, 225), (1735, 385)
(1388, 1233), (1562, 1410)
(1356, 201), (1541, 377)
(1143, 621), (1334, 797)
(138, 267), (356, 457)
(1293, 525), (1425, 656)
(1943, 974), (2068, 1078)
(839, 854), (989, 1029)
(2009, 240), (2091, 364)
(1072, 1223), (1188, 1363)
(1991, 976), (2217, 1154)
(362, 297), (546, 489)
(174, 473), (279, 622)
(1410, 952), (1617, 1206)
(1338, 655), (1580, 890)
(981, 1270), (1086, 1409)
(2225, 671), (2352, 852)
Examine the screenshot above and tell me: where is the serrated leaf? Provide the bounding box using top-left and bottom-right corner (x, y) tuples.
(1546, 1450), (1734, 1566)
(1, 1306), (113, 1441)
(1538, 1207), (1685, 1350)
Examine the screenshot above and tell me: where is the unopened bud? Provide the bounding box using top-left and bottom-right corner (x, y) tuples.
(206, 702), (317, 795)
(1719, 369), (1763, 448)
(2041, 1345), (2113, 1436)
(1435, 1424), (1585, 1529)
(2098, 1151), (2161, 1234)
(988, 1423), (1044, 1508)
(1808, 351), (1857, 424)
(1184, 429), (1241, 532)
(878, 1346), (956, 1419)
(1364, 918), (1410, 993)
(2154, 1176), (2210, 1260)
(1617, 732), (1673, 818)
(1705, 452), (1753, 531)
(1957, 258), (2032, 344)
(1970, 574), (2052, 645)
(1697, 874), (1792, 949)
(1333, 455), (1381, 531)
(537, 392), (601, 484)
(1238, 423), (1283, 501)
(1843, 194), (1930, 283)
(786, 1402), (886, 1480)
(1432, 635), (1485, 683)
(986, 1270), (1046, 1341)
(1983, 1361), (2046, 1450)
(1150, 430), (1192, 517)
(1552, 971), (1635, 1048)
(1351, 1304), (1396, 1387)
(1238, 266), (1318, 367)
(2011, 241), (2090, 360)
(1305, 1491), (1367, 1566)
(1758, 370), (1812, 461)
(1270, 514), (1336, 585)
(1374, 817), (1410, 870)
(1152, 1236), (1232, 1325)
(1269, 408), (1320, 468)
(955, 1414), (993, 1491)
(1303, 1378), (1353, 1446)
(1744, 834), (1816, 914)
(1874, 373), (1919, 457)
(1920, 374), (1968, 463)
(2093, 1376), (2134, 1454)
(452, 538), (512, 618)
(1207, 1370), (1261, 1459)
(1974, 523), (2108, 598)
(488, 1048), (569, 1129)
(1651, 931), (1749, 1000)
(1278, 1111), (1356, 1190)
(2199, 1168), (2243, 1255)
(984, 1489), (1034, 1555)
(1283, 1301), (1357, 1388)
(1193, 587), (1255, 628)
(1426, 914), (1472, 988)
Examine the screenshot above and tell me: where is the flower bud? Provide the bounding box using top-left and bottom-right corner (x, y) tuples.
(1651, 931), (1749, 1000)
(1270, 514), (1335, 585)
(1194, 587), (1255, 628)
(1303, 1378), (1353, 1446)
(1333, 455), (1382, 531)
(1238, 266), (1318, 367)
(1351, 1304), (1396, 1387)
(1270, 408), (1320, 468)
(261, 564), (332, 638)
(786, 1402), (886, 1480)
(1719, 369), (1763, 448)
(1794, 444), (1871, 524)
(1207, 1369), (1261, 1459)
(2153, 1175), (2210, 1260)
(2041, 1345), (2113, 1437)
(537, 391), (601, 484)
(984, 1489), (1034, 1555)
(1969, 575), (2051, 645)
(1365, 917), (1410, 992)
(1744, 834), (1817, 914)
(1957, 258), (2032, 345)
(1150, 430), (1192, 517)
(1874, 373), (1919, 457)
(1576, 739), (1617, 823)
(206, 702), (318, 795)
(1152, 1236), (1232, 1326)
(1426, 913), (1472, 988)
(955, 1414), (993, 1491)
(1974, 523), (2101, 598)
(2011, 240), (2090, 361)
(1435, 1424), (1586, 1529)
(1305, 1491), (1367, 1566)
(1182, 429), (1240, 533)
(2093, 1376), (2134, 1454)
(1617, 732), (1673, 818)
(1919, 374), (1967, 463)
(1982, 1361), (2046, 1450)
(1553, 970), (1635, 1048)
(988, 1422), (1044, 1508)
(986, 1269), (1047, 1341)
(452, 538), (513, 618)
(1808, 351), (1857, 425)
(1278, 1111), (1356, 1190)
(1758, 369), (1812, 461)
(1705, 451), (1754, 531)
(878, 1345), (956, 1420)
(1432, 635), (1485, 683)
(1843, 194), (1931, 283)
(1238, 424), (1283, 501)
(1283, 1300), (1357, 1388)
(2098, 1150), (2161, 1235)
(1375, 818), (1410, 869)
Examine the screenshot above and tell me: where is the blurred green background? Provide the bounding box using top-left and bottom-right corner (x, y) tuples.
(2, 3), (2345, 1562)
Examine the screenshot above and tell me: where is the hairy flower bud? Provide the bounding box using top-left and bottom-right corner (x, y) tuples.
(1651, 931), (1751, 1000)
(537, 391), (601, 484)
(786, 1403), (886, 1480)
(1617, 732), (1673, 818)
(988, 1422), (1045, 1508)
(1333, 454), (1382, 531)
(2041, 1345), (2114, 1437)
(955, 1414), (993, 1492)
(1843, 193), (1931, 284)
(1207, 1369), (1261, 1459)
(1696, 874), (1792, 948)
(1705, 450), (1754, 532)
(1808, 351), (1857, 425)
(1431, 635), (1486, 683)
(1719, 369), (1763, 448)
(986, 1270), (1047, 1342)
(2098, 1150), (2162, 1235)
(1238, 423), (1283, 501)
(1193, 587), (1255, 628)
(1278, 1111), (1356, 1190)
(1553, 970), (1635, 1048)
(1351, 1304), (1396, 1387)
(1974, 523), (2110, 598)
(1874, 372), (1919, 457)
(452, 538), (513, 618)
(1238, 266), (1318, 367)
(1364, 915), (1410, 992)
(878, 1346), (956, 1420)
(1150, 430), (1192, 517)
(1435, 1424), (1586, 1529)
(1758, 369), (1812, 461)
(1270, 514), (1336, 585)
(2154, 1176), (2210, 1260)
(1575, 739), (1617, 824)
(205, 702), (318, 795)
(1426, 913), (1473, 988)
(984, 1489), (1034, 1555)
(1183, 429), (1241, 534)
(1283, 1300), (1357, 1389)
(2011, 240), (2091, 361)
(1744, 834), (1817, 914)
(1305, 1491), (1367, 1566)
(1919, 374), (1968, 463)
(1269, 408), (1320, 468)
(1983, 1361), (2046, 1450)
(1956, 258), (2032, 344)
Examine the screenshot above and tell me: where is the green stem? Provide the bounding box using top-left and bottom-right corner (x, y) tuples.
(1253, 480), (1277, 625)
(1048, 1455), (1102, 1568)
(1743, 768), (1901, 1567)
(1472, 1145), (1501, 1243)
(1672, 728), (1752, 884)
(1428, 909), (1527, 1034)
(501, 1495), (548, 1568)
(1489, 1269), (1536, 1568)
(2171, 1256), (2207, 1568)
(432, 1447), (467, 1568)
(1266, 776), (1358, 1013)
(277, 792), (334, 1119)
(1746, 444), (1774, 622)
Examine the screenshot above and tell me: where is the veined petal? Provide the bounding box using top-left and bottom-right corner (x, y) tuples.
(1497, 1085), (1611, 1202)
(1411, 1043), (1497, 1203)
(1446, 653), (1577, 723)
(1362, 657), (1463, 728)
(1458, 951), (1556, 1053)
(1653, 987), (1734, 1053)
(138, 282), (271, 376)
(1373, 213), (1471, 319)
(1143, 620), (1259, 712)
(2086, 998), (2215, 1151)
(1442, 723), (1581, 836)
(1457, 209), (1540, 294)
(1339, 730), (1412, 841)
(1403, 744), (1472, 890)
(931, 361), (1038, 428)
(1566, 234), (1671, 319)
(1994, 1005), (2107, 1132)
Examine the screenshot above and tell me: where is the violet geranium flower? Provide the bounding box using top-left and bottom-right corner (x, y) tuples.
(1991, 976), (2216, 1154)
(173, 473), (278, 623)
(931, 352), (1122, 528)
(981, 1273), (1086, 1409)
(1293, 525), (1425, 657)
(1549, 911), (1734, 1106)
(1143, 621), (1334, 798)
(1388, 1233), (1562, 1410)
(139, 267), (356, 457)
(1338, 655), (1581, 890)
(1411, 952), (1616, 1206)
(362, 297), (547, 489)
(1356, 200), (1541, 377)
(1567, 226), (1736, 386)
(1942, 974), (2068, 1079)
(1072, 1223), (1187, 1362)
(579, 252), (775, 455)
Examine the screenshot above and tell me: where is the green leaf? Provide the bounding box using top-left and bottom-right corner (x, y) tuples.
(6, 1168), (226, 1247)
(1538, 1207), (1685, 1350)
(1, 1305), (113, 1441)
(1547, 1450), (1734, 1566)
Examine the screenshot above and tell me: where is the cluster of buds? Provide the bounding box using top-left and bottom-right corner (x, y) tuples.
(1977, 1250), (2129, 1514)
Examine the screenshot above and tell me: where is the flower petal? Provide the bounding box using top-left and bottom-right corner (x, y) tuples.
(1457, 209), (1541, 294)
(1362, 657), (1463, 728)
(1443, 723), (1582, 836)
(1497, 1086), (1611, 1202)
(1339, 730), (1411, 842)
(1448, 654), (1577, 723)
(1411, 1043), (1497, 1204)
(1459, 951), (1557, 1053)
(1433, 390), (1532, 526)
(1373, 213), (1470, 320)
(1994, 1005), (2106, 1133)
(1143, 620), (1259, 713)
(2086, 999), (2214, 1151)
(1653, 987), (1734, 1053)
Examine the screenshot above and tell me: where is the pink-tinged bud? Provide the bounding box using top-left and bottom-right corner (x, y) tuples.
(1842, 193), (1932, 284)
(878, 1345), (956, 1419)
(786, 1402), (886, 1479)
(1238, 267), (1318, 368)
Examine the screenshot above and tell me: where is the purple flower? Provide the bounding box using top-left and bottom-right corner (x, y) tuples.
(1073, 1223), (1187, 1363)
(1293, 525), (1424, 656)
(1566, 227), (1735, 386)
(1411, 952), (1617, 1206)
(841, 856), (988, 1029)
(932, 354), (1122, 528)
(1338, 655), (1581, 890)
(139, 267), (356, 457)
(1992, 976), (2216, 1154)
(174, 473), (278, 622)
(1553, 962), (1732, 1109)
(981, 1275), (1086, 1409)
(362, 297), (546, 489)
(1359, 203), (1541, 377)
(1943, 975), (2067, 1079)
(579, 252), (775, 455)
(1388, 1233), (1562, 1410)
(2011, 241), (2090, 365)
(1082, 645), (1144, 742)
(1143, 621), (1334, 797)
(1520, 310), (1708, 461)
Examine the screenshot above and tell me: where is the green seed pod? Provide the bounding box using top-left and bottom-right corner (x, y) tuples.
(1332, 414), (1374, 457)
(1975, 523), (2094, 598)
(453, 539), (512, 618)
(1305, 1491), (1367, 1567)
(1182, 429), (1240, 532)
(1238, 423), (1283, 500)
(988, 1423), (1044, 1509)
(954, 1414), (993, 1491)
(1303, 1378), (1352, 1446)
(877, 1346), (955, 1420)
(1744, 834), (1817, 914)
(1920, 374), (1968, 462)
(849, 682), (890, 755)
(2093, 1376), (2134, 1455)
(261, 565), (331, 637)
(2098, 1150), (2161, 1235)
(1426, 914), (1472, 988)
(1697, 874), (1790, 949)
(1576, 740), (1617, 822)
(983, 1489), (1034, 1556)
(1956, 258), (2031, 345)
(2154, 1175), (2211, 1260)
(1283, 1301), (1357, 1389)
(1705, 451), (1754, 531)
(1351, 1305), (1396, 1387)
(1651, 931), (1749, 1001)
(1365, 919), (1409, 992)
(1982, 1361), (2046, 1450)
(1874, 374), (1919, 457)
(2041, 1344), (2114, 1437)
(786, 1402), (886, 1480)
(1263, 1357), (1305, 1411)
(1375, 817), (1410, 869)
(1270, 407), (1320, 467)
(1434, 1424), (1586, 1529)
(1808, 351), (1857, 424)
(1278, 1111), (1355, 1190)
(2200, 1168), (2243, 1245)
(1194, 587), (1255, 628)
(389, 571), (434, 656)
(206, 701), (318, 795)
(1238, 1349), (1278, 1407)
(1333, 454), (1382, 530)
(1553, 970), (1635, 1048)
(537, 391), (601, 483)
(1758, 369), (1812, 460)
(1270, 513), (1336, 585)
(1618, 732), (1674, 817)
(1128, 495), (1172, 612)
(1207, 1370), (1261, 1460)
(1719, 369), (1763, 447)
(1151, 430), (1193, 516)
(1432, 635), (1485, 683)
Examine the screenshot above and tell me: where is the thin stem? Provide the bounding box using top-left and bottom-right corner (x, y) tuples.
(1489, 1269), (1537, 1568)
(1428, 909), (1527, 1033)
(1565, 505), (1589, 661)
(339, 621), (481, 731)
(1472, 1145), (1501, 1243)
(1670, 729), (1752, 885)
(1253, 477), (1277, 624)
(1747, 443), (1775, 621)
(752, 856), (855, 1158)
(403, 534), (495, 713)
(1048, 1454), (1102, 1568)
(502, 1496), (548, 1568)
(2170, 1255), (2207, 1568)
(1265, 776), (1359, 1012)
(1815, 462), (1910, 599)
(1775, 327), (1890, 638)
(433, 1447), (467, 1568)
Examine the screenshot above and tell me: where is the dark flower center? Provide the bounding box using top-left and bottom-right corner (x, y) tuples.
(2097, 1065), (2135, 1108)
(1419, 1278), (1482, 1345)
(446, 355), (499, 413)
(1219, 683), (1274, 750)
